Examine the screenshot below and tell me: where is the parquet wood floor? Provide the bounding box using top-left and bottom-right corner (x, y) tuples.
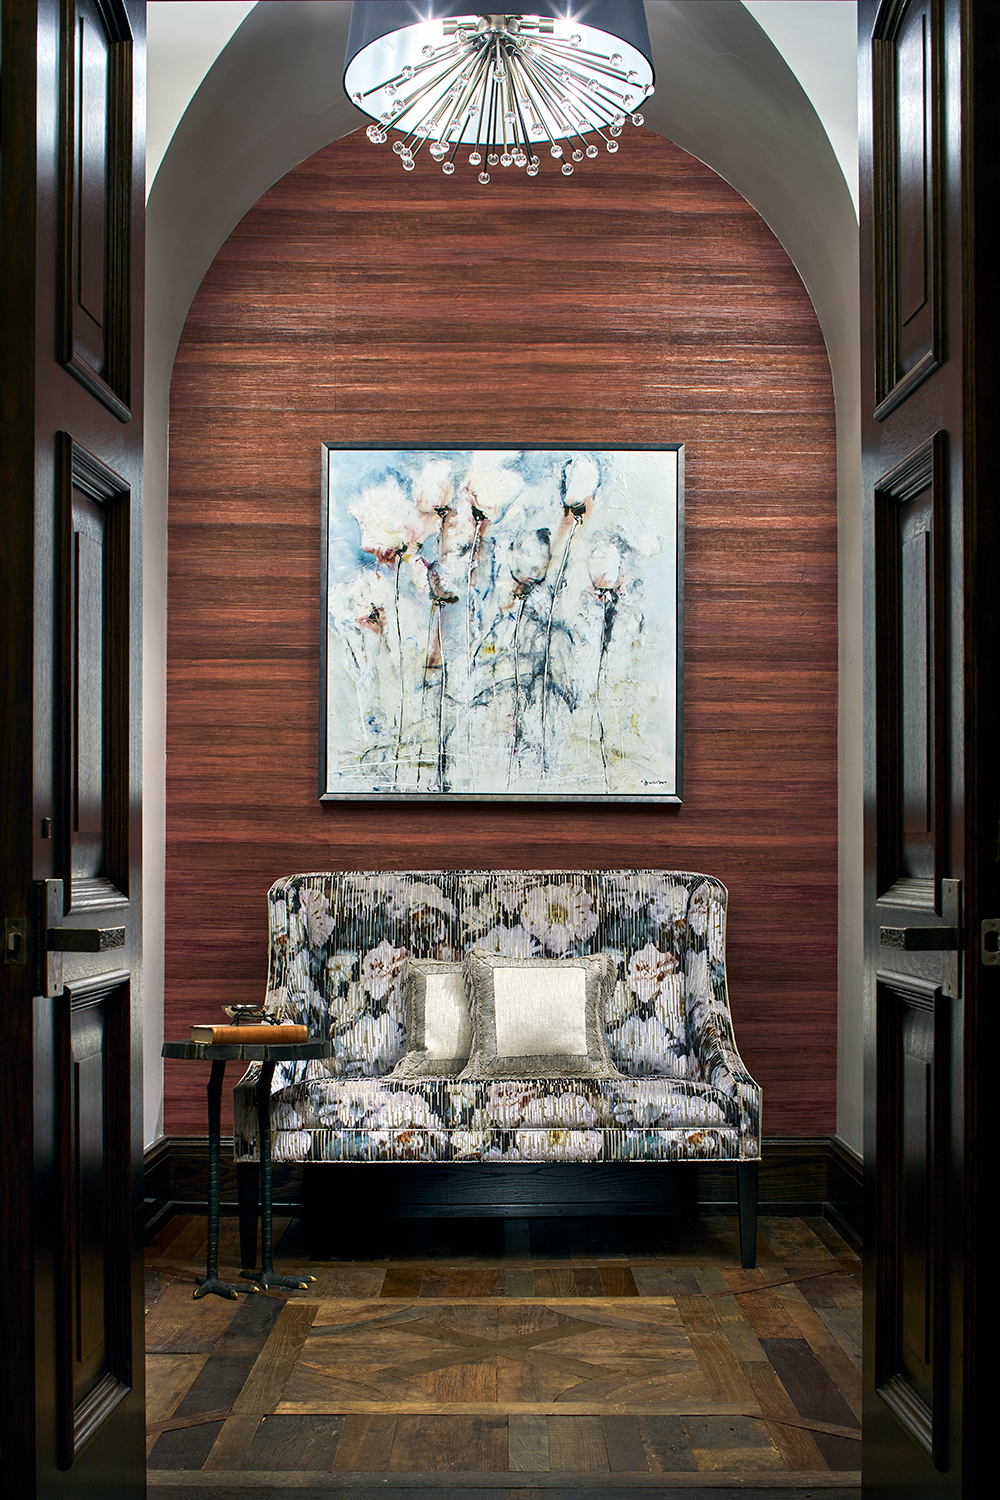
(145, 1213), (861, 1498)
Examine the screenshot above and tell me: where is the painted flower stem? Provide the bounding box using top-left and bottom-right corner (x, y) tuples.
(506, 593), (528, 789)
(540, 516), (580, 775)
(467, 509), (487, 773)
(435, 606), (448, 792)
(392, 548), (405, 790)
(594, 590), (618, 791)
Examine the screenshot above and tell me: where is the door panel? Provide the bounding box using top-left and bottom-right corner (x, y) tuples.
(871, 0), (944, 418)
(873, 973), (949, 1471)
(56, 975), (134, 1471)
(874, 434), (947, 907)
(58, 435), (132, 906)
(1, 1), (145, 1494)
(58, 0), (134, 420)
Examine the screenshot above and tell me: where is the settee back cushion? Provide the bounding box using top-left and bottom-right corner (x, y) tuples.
(266, 870), (725, 1080)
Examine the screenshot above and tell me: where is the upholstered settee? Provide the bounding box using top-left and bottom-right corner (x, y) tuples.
(233, 869), (762, 1265)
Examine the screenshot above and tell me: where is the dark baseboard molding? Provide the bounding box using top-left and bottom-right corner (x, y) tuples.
(143, 1134), (862, 1245)
(826, 1133), (864, 1247)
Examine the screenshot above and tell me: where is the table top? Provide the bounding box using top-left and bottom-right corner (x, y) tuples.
(162, 1039), (335, 1062)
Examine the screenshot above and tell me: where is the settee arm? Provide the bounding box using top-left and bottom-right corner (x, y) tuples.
(232, 1056), (336, 1161)
(694, 1011), (761, 1157)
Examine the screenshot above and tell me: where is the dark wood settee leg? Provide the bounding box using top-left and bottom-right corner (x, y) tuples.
(737, 1161), (759, 1269)
(237, 1162), (260, 1271)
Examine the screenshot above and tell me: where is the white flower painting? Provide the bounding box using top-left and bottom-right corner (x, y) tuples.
(321, 447), (682, 799)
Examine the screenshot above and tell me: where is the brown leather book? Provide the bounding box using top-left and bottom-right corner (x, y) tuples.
(190, 1023), (308, 1045)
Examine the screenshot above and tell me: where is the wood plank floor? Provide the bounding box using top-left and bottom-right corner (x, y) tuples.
(146, 1212), (861, 1498)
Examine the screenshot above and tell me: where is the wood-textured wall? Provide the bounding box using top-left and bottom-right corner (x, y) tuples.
(164, 129), (837, 1136)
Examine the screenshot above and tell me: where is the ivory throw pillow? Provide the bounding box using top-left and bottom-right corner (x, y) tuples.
(390, 958), (473, 1078)
(458, 950), (621, 1080)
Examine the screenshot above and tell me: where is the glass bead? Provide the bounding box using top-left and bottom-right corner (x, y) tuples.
(501, 152), (513, 166)
(572, 149), (583, 161)
(631, 113), (643, 127)
(530, 121), (544, 137)
(366, 124), (380, 140)
(392, 140), (405, 153)
(442, 161), (455, 174)
(478, 171), (491, 184)
(422, 44), (434, 57)
(561, 162), (573, 175)
(550, 144), (563, 158)
(586, 144), (598, 158)
(402, 158), (415, 170)
(513, 151), (526, 166)
(610, 124), (622, 137)
(529, 155), (540, 168)
(570, 33), (581, 45)
(526, 162), (539, 176)
(401, 66), (414, 80)
(430, 141), (448, 160)
(606, 139), (618, 152)
(610, 53), (622, 67)
(487, 152), (499, 165)
(504, 111), (515, 125)
(469, 151), (482, 165)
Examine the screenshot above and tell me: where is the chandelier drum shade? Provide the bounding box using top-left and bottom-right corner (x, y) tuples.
(344, 2), (654, 183)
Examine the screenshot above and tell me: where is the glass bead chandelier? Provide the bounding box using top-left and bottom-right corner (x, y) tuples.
(344, 3), (655, 184)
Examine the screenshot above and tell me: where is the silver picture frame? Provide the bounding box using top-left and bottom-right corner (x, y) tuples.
(320, 444), (683, 802)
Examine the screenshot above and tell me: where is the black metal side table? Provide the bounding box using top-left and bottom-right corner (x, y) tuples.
(162, 1038), (333, 1299)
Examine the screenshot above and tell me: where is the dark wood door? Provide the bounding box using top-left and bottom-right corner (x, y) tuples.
(860, 0), (998, 1493)
(0, 1), (146, 1494)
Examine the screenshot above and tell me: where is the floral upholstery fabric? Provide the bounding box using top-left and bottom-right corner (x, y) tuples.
(233, 870), (761, 1165)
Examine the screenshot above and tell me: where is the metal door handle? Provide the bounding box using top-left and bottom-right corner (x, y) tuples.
(880, 926), (959, 951)
(34, 879), (126, 996)
(46, 927), (125, 952)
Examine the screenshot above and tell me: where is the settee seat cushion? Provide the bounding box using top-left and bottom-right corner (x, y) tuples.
(239, 1072), (759, 1164)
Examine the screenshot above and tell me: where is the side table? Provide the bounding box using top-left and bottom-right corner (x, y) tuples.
(162, 1038), (333, 1299)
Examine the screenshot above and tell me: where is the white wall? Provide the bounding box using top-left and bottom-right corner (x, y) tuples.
(142, 1), (864, 1158)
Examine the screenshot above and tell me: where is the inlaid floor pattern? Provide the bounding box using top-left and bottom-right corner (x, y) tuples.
(145, 1212), (861, 1491)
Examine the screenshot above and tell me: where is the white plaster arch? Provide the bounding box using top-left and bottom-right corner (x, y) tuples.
(143, 0), (862, 1153)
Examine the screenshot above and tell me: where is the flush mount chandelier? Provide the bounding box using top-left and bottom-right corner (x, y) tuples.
(344, 2), (655, 183)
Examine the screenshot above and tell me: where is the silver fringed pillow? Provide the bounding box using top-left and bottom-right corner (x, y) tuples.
(390, 958), (473, 1078)
(458, 950), (621, 1080)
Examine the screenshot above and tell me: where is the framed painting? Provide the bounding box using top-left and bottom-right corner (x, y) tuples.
(320, 444), (683, 801)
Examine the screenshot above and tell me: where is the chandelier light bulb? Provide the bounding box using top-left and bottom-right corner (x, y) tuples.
(343, 5), (655, 185)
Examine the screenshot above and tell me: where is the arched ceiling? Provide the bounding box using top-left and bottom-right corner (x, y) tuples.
(146, 1), (858, 423)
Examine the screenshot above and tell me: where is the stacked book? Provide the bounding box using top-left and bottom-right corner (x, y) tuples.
(190, 1023), (308, 1044)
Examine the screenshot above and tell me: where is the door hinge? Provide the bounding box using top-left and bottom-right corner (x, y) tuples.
(3, 918), (28, 965)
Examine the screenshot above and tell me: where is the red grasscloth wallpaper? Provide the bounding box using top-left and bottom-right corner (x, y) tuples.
(164, 129), (838, 1136)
